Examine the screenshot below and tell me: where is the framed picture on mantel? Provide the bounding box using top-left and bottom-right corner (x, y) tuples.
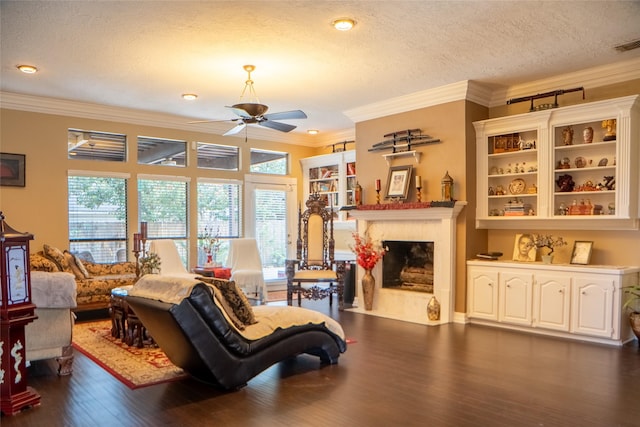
(385, 165), (412, 200)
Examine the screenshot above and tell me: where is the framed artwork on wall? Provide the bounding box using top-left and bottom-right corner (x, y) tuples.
(570, 241), (593, 265)
(512, 233), (536, 262)
(0, 153), (25, 187)
(385, 165), (413, 200)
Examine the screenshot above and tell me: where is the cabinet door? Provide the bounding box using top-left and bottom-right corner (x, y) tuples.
(499, 272), (532, 325)
(467, 267), (498, 321)
(533, 274), (571, 331)
(571, 277), (614, 338)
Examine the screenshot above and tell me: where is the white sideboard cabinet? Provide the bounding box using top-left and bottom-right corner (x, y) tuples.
(467, 260), (639, 345)
(473, 95), (640, 230)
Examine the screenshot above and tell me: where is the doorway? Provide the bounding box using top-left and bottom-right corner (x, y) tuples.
(244, 175), (297, 286)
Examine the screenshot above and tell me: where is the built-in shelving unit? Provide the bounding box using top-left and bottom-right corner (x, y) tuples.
(473, 95), (639, 230)
(301, 150), (356, 224)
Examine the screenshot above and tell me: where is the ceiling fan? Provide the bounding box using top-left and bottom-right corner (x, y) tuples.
(190, 65), (307, 136)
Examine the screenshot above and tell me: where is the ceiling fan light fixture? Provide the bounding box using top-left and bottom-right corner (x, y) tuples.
(17, 64), (38, 74)
(332, 18), (355, 31)
(182, 93), (198, 100)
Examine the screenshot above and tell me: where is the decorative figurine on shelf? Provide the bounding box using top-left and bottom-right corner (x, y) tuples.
(441, 171), (454, 201)
(556, 174), (575, 192)
(562, 126), (574, 145)
(602, 119), (617, 141)
(354, 182), (362, 205)
(557, 157), (571, 169)
(583, 126), (594, 144)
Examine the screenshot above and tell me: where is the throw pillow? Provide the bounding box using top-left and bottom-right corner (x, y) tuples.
(30, 252), (60, 272)
(72, 253), (91, 278)
(64, 251), (86, 280)
(198, 277), (257, 326)
(205, 283), (247, 330)
(43, 244), (71, 272)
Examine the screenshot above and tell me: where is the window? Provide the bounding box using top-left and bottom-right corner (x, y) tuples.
(196, 142), (239, 170)
(137, 136), (186, 167)
(68, 129), (126, 162)
(250, 149), (287, 174)
(197, 179), (241, 266)
(138, 176), (189, 264)
(68, 173), (128, 263)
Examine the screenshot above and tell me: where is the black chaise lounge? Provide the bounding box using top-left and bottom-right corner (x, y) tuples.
(125, 275), (347, 390)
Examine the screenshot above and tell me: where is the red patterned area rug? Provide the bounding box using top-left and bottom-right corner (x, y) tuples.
(72, 320), (188, 389)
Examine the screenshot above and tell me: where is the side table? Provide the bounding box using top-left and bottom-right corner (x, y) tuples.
(109, 287), (155, 348)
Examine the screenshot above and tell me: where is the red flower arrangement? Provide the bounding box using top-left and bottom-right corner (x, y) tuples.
(351, 232), (386, 270)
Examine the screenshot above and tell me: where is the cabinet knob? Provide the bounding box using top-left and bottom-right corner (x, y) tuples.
(559, 289), (563, 294)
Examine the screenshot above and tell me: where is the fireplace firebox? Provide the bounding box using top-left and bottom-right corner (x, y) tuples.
(382, 240), (434, 293)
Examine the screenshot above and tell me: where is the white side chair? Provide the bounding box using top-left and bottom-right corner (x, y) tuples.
(148, 240), (198, 279)
(226, 238), (267, 302)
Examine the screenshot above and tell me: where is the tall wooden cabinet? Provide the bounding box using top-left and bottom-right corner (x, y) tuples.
(467, 260), (639, 346)
(473, 95), (640, 229)
(300, 151), (356, 222)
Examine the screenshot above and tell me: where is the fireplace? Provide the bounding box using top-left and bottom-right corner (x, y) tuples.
(382, 240), (434, 293)
(348, 202), (466, 325)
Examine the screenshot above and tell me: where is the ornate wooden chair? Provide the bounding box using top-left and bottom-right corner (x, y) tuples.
(286, 193), (345, 310)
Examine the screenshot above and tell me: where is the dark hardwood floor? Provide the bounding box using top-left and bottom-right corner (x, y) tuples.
(3, 299), (640, 427)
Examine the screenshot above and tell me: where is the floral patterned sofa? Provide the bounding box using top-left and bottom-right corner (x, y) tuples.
(30, 244), (137, 311)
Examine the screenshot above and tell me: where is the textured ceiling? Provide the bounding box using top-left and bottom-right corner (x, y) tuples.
(1, 1), (639, 143)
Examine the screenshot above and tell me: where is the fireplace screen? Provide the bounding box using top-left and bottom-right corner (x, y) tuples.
(382, 240), (434, 293)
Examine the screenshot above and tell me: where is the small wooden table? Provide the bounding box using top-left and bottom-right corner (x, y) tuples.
(110, 287), (155, 348)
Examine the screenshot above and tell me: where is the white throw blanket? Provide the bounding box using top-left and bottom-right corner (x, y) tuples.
(31, 271), (77, 308)
(128, 274), (199, 304)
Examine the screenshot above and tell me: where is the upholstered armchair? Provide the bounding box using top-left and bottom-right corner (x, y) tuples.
(286, 193), (346, 309)
(25, 271), (77, 375)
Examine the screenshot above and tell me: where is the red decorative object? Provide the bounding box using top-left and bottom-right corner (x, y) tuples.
(351, 233), (386, 270)
(0, 212), (41, 416)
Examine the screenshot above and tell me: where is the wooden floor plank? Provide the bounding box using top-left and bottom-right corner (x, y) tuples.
(3, 298), (640, 426)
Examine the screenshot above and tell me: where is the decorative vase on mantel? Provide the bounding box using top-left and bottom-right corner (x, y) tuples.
(361, 269), (375, 311)
(541, 254), (553, 264)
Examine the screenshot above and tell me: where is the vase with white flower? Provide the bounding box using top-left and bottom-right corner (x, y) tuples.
(526, 234), (567, 264)
(350, 232), (386, 310)
(200, 226), (221, 267)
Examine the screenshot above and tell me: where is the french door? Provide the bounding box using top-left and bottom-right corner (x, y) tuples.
(244, 175), (297, 284)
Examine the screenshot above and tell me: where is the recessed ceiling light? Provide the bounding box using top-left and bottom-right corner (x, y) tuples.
(17, 64), (38, 74)
(332, 18), (356, 31)
(182, 93), (198, 100)
(307, 129), (319, 135)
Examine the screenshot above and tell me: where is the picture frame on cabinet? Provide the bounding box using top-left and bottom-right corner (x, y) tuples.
(385, 165), (413, 200)
(570, 241), (593, 265)
(512, 233), (536, 262)
(0, 152), (26, 187)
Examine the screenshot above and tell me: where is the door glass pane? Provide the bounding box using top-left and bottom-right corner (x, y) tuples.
(254, 189), (287, 281)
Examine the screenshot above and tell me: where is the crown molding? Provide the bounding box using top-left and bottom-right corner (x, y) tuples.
(489, 56), (640, 107)
(0, 91), (346, 148)
(344, 80), (488, 123)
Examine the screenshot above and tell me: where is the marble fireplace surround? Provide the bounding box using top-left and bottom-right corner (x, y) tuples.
(348, 201), (466, 325)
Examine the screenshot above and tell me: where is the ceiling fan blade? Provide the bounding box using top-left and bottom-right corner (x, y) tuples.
(225, 105), (254, 119)
(263, 110), (307, 121)
(259, 120), (297, 133)
(223, 122), (247, 136)
(188, 118), (240, 124)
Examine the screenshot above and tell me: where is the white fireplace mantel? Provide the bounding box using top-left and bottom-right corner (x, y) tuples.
(348, 201), (467, 325)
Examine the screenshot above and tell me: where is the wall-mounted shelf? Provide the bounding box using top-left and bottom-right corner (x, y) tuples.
(382, 150), (421, 165)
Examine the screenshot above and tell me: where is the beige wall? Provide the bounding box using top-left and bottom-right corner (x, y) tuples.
(354, 100), (487, 313)
(0, 108), (318, 263)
